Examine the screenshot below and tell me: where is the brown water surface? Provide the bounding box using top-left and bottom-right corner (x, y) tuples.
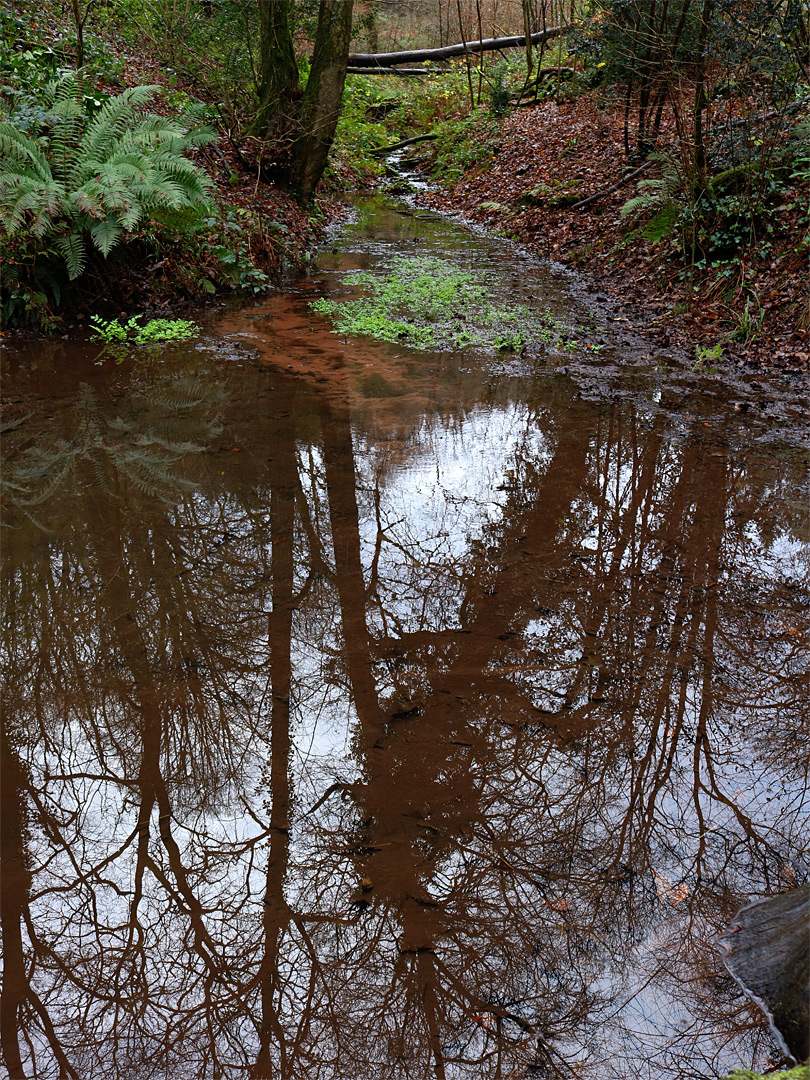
(1, 194), (809, 1080)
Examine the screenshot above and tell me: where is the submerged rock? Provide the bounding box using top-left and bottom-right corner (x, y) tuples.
(719, 885), (810, 1063)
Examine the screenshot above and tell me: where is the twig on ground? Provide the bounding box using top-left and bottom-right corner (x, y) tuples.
(569, 159), (653, 210)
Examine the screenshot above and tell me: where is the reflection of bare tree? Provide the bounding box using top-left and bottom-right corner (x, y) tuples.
(1, 356), (808, 1079)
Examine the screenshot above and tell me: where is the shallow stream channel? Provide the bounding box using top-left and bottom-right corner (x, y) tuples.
(1, 186), (809, 1080)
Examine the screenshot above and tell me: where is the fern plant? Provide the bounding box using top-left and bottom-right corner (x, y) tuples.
(0, 72), (215, 284)
(620, 153), (690, 243)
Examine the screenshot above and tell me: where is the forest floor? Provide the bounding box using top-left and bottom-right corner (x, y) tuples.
(408, 91), (810, 379)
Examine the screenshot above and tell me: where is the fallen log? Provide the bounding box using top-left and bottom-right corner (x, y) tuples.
(348, 25), (569, 69)
(371, 133), (439, 155)
(346, 66), (434, 76)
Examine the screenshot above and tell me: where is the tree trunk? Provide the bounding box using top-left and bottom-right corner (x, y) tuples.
(290, 0), (355, 204)
(366, 0), (379, 51)
(692, 0), (714, 181)
(70, 0), (86, 68)
(249, 0), (300, 140)
(522, 0), (534, 77)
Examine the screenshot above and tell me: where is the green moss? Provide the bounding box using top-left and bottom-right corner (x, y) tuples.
(723, 1068), (810, 1080)
(310, 255), (597, 354)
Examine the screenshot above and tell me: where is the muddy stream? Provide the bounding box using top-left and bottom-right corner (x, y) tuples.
(1, 190), (809, 1080)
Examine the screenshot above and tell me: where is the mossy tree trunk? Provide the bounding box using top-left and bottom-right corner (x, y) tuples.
(249, 0), (300, 141)
(290, 0), (355, 204)
(365, 0), (379, 50)
(250, 0), (354, 204)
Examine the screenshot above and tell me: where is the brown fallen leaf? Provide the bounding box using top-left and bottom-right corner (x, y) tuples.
(653, 869), (688, 906)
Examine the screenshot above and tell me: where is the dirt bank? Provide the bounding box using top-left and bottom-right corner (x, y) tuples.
(411, 93), (809, 379)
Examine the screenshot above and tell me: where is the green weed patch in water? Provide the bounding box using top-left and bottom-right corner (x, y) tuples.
(724, 1070), (810, 1080)
(91, 315), (200, 345)
(310, 256), (592, 354)
(90, 314), (201, 364)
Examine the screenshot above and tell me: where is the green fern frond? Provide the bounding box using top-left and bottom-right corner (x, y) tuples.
(1, 74), (214, 293)
(49, 96), (83, 120)
(147, 176), (194, 209)
(125, 116), (188, 147)
(46, 71), (81, 108)
(12, 181), (67, 237)
(155, 155), (212, 193)
(620, 152), (690, 242)
(620, 192), (659, 218)
(118, 202), (143, 232)
(641, 202), (680, 242)
(0, 176), (39, 234)
(68, 185), (106, 218)
(105, 155), (150, 182)
(81, 84), (162, 162)
(0, 124), (52, 181)
(55, 233), (87, 279)
(47, 96), (84, 178)
(88, 217), (122, 256)
(82, 165), (139, 213)
(185, 127), (217, 148)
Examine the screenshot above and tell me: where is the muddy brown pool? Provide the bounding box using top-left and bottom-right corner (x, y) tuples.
(1, 194), (809, 1080)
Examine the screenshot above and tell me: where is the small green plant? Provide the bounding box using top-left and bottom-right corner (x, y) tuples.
(429, 114), (500, 183)
(620, 153), (689, 244)
(133, 318), (199, 343)
(790, 121), (810, 188)
(486, 61), (513, 118)
(91, 314), (199, 346)
(90, 314), (143, 343)
(494, 330), (525, 350)
(726, 291), (764, 343)
(693, 342), (723, 367)
(520, 178), (582, 207)
(207, 210), (273, 292)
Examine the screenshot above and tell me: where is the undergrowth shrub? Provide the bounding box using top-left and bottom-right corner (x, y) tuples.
(391, 63), (475, 131)
(429, 113), (500, 182)
(110, 0), (258, 131)
(328, 75), (396, 186)
(0, 7), (124, 106)
(485, 59), (517, 117)
(621, 123), (809, 276)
